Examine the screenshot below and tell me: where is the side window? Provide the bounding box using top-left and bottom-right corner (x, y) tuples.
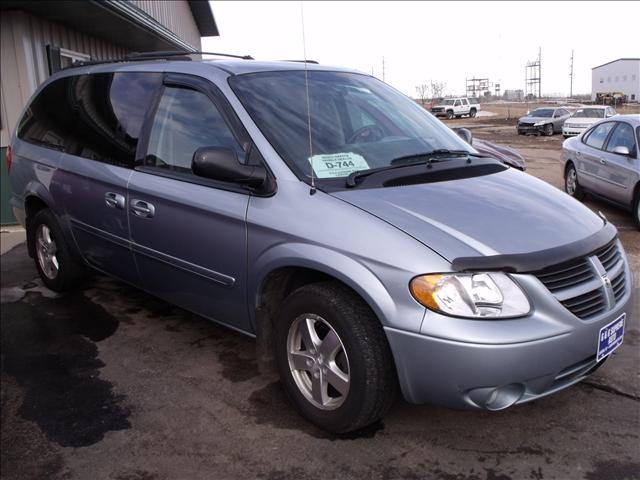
(462, 99), (469, 106)
(18, 72), (161, 167)
(584, 122), (615, 150)
(145, 86), (244, 173)
(454, 100), (460, 107)
(606, 123), (636, 154)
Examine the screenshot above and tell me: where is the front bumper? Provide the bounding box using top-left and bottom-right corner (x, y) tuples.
(517, 124), (545, 134)
(563, 126), (587, 137)
(385, 266), (634, 410)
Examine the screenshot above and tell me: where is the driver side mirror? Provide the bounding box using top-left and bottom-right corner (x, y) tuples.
(192, 146), (267, 188)
(456, 128), (473, 145)
(611, 145), (631, 156)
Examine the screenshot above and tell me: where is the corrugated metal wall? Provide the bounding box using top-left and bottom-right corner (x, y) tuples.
(0, 10), (127, 146)
(132, 0), (201, 52)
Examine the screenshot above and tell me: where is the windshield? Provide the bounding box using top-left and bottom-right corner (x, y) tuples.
(572, 108), (605, 118)
(441, 99), (455, 105)
(229, 71), (473, 181)
(528, 109), (554, 118)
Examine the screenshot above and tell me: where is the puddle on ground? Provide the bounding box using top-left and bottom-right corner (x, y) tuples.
(1, 286), (130, 448)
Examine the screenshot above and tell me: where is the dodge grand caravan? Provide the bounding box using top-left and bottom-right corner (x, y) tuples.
(8, 54), (634, 433)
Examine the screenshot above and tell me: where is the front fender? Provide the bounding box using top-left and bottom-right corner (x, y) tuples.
(249, 242), (419, 332)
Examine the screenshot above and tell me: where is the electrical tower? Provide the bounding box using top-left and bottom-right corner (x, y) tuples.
(525, 48), (541, 99)
(466, 77), (491, 97)
(569, 50), (574, 99)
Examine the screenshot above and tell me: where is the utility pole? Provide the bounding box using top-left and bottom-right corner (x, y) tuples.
(569, 49), (574, 99)
(382, 56), (385, 82)
(538, 47), (542, 99)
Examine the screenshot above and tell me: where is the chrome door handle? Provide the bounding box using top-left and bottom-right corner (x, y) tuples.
(131, 199), (155, 218)
(599, 158), (606, 165)
(105, 192), (125, 209)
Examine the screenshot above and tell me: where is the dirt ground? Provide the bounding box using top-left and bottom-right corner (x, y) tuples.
(1, 119), (639, 480)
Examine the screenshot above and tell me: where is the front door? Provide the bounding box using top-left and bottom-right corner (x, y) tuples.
(127, 75), (252, 332)
(578, 121), (616, 191)
(601, 121), (639, 204)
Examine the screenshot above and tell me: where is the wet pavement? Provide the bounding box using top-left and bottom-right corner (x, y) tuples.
(1, 134), (639, 479)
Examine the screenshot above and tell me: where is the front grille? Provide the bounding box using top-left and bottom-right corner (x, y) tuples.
(533, 239), (627, 320)
(519, 122), (535, 127)
(431, 108), (444, 113)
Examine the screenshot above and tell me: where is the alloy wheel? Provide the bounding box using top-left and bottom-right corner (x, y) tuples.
(287, 313), (350, 410)
(36, 224), (59, 279)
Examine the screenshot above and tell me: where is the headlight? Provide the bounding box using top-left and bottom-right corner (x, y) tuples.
(534, 121), (546, 126)
(409, 272), (531, 318)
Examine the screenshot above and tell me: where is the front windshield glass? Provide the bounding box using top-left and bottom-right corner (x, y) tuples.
(441, 99), (455, 105)
(229, 71), (473, 181)
(528, 109), (554, 118)
(572, 108), (605, 118)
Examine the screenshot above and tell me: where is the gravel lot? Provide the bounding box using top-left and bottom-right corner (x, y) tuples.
(1, 118), (639, 480)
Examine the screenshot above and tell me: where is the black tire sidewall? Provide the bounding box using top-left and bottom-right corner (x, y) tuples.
(564, 163), (584, 200)
(274, 284), (386, 433)
(546, 124), (554, 136)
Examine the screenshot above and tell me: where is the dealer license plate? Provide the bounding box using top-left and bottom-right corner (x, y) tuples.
(597, 313), (625, 362)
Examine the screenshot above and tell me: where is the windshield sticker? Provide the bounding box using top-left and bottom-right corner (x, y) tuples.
(309, 152), (370, 178)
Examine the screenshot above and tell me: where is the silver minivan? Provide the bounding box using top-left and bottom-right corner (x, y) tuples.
(8, 55), (634, 433)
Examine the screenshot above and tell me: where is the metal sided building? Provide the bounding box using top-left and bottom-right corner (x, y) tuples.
(0, 0), (218, 224)
(591, 58), (640, 103)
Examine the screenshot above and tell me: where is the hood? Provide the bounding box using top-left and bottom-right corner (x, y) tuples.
(472, 138), (526, 170)
(518, 115), (550, 123)
(332, 168), (604, 263)
(565, 117), (599, 126)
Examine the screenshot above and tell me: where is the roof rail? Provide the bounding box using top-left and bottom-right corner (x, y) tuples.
(281, 60), (319, 64)
(61, 50), (254, 70)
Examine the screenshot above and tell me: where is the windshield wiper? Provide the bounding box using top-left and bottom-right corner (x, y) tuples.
(345, 149), (480, 187)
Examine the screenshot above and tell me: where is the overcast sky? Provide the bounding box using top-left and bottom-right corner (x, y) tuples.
(204, 1), (639, 98)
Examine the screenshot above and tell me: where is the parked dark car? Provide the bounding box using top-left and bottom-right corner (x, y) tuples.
(517, 107), (571, 136)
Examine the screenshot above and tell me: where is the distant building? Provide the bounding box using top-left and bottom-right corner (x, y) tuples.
(503, 89), (524, 101)
(591, 58), (640, 102)
(0, 1), (218, 224)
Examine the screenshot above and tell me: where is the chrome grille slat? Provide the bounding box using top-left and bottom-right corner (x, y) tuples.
(534, 239), (627, 320)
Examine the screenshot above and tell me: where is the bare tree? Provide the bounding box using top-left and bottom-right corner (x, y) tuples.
(429, 80), (446, 101)
(415, 84), (429, 106)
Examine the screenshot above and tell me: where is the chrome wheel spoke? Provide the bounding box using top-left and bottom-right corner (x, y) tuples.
(311, 370), (327, 405)
(299, 317), (320, 351)
(318, 329), (341, 359)
(326, 363), (349, 395)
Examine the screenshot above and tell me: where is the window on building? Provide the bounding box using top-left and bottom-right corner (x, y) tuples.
(599, 78), (604, 84)
(59, 48), (90, 68)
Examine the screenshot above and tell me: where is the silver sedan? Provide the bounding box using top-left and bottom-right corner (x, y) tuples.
(517, 107), (572, 136)
(561, 114), (640, 227)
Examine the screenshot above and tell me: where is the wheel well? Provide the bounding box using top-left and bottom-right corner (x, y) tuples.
(470, 107), (476, 111)
(564, 160), (575, 176)
(254, 267), (365, 368)
(24, 196), (48, 257)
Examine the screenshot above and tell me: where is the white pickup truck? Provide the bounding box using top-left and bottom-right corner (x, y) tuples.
(431, 97), (481, 119)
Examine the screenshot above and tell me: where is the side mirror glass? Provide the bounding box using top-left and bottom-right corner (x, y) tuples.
(456, 128), (473, 145)
(192, 146), (266, 188)
(611, 145), (631, 156)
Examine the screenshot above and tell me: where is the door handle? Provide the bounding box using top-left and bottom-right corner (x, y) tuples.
(131, 199), (155, 218)
(599, 158), (606, 165)
(105, 192), (125, 209)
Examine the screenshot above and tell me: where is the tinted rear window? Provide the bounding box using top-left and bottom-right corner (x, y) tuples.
(18, 72), (162, 167)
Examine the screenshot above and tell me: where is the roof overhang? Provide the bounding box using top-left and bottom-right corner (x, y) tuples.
(0, 0), (218, 53)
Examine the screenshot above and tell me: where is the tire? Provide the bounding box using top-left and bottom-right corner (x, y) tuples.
(446, 110), (454, 120)
(545, 123), (554, 136)
(469, 108), (477, 118)
(30, 208), (85, 292)
(632, 189), (640, 230)
(564, 163), (585, 201)
(274, 281), (397, 434)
